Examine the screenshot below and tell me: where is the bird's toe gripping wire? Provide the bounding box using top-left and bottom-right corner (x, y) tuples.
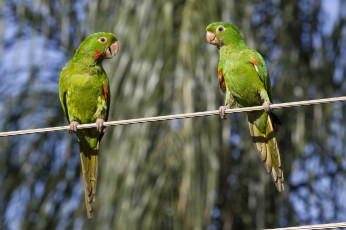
(96, 118), (105, 134)
(69, 121), (80, 133)
(219, 105), (231, 119)
(262, 101), (272, 114)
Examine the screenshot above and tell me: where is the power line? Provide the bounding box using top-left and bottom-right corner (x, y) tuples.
(0, 96), (345, 137)
(1, 97), (346, 230)
(263, 222), (346, 230)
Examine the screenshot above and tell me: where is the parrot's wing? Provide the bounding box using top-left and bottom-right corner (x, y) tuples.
(102, 76), (110, 122)
(250, 51), (273, 103)
(218, 69), (226, 93)
(250, 51), (281, 126)
(59, 67), (70, 122)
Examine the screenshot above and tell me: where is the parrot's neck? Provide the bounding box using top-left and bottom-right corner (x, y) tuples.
(70, 47), (104, 68)
(68, 55), (104, 75)
(219, 40), (248, 54)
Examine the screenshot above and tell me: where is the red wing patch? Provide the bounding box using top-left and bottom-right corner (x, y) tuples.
(253, 59), (264, 86)
(93, 49), (103, 60)
(218, 69), (226, 93)
(103, 82), (108, 102)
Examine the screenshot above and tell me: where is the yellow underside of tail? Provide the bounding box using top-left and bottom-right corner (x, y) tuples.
(80, 142), (99, 218)
(248, 116), (284, 191)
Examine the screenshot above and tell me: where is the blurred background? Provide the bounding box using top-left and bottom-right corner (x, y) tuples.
(0, 0), (345, 229)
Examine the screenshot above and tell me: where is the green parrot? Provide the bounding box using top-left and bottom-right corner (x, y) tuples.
(206, 22), (284, 191)
(59, 32), (119, 218)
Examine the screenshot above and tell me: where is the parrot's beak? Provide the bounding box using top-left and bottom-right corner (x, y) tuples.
(105, 41), (119, 59)
(206, 31), (219, 45)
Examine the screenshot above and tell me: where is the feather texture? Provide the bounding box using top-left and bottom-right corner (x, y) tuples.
(206, 22), (285, 191)
(79, 141), (99, 218)
(59, 32), (118, 218)
(248, 116), (284, 191)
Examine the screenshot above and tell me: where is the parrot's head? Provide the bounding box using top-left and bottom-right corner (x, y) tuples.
(206, 22), (244, 48)
(75, 32), (119, 62)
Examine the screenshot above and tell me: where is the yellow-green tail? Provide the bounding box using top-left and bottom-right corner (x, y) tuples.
(248, 116), (284, 191)
(79, 142), (99, 218)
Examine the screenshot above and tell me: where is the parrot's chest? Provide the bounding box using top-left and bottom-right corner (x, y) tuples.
(71, 75), (102, 93)
(221, 61), (262, 107)
(69, 75), (103, 101)
(67, 74), (107, 123)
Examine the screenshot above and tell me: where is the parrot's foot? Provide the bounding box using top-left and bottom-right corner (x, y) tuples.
(263, 101), (272, 113)
(96, 118), (106, 133)
(69, 121), (79, 133)
(219, 105), (230, 119)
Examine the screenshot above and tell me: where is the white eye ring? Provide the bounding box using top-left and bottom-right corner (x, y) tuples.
(217, 26), (225, 32)
(98, 37), (107, 43)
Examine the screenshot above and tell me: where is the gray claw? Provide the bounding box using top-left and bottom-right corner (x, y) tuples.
(69, 121), (79, 133)
(219, 105), (230, 119)
(96, 118), (105, 133)
(263, 101), (272, 113)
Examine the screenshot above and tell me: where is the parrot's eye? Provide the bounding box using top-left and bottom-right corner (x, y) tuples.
(98, 37), (107, 43)
(217, 26), (225, 32)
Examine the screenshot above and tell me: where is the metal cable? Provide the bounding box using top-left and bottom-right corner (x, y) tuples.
(263, 222), (346, 230)
(2, 97), (346, 229)
(1, 96), (345, 137)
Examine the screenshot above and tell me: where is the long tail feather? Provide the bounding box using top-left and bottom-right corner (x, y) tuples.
(248, 116), (284, 191)
(79, 141), (99, 218)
